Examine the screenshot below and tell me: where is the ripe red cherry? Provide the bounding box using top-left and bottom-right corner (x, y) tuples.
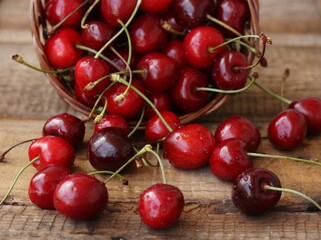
(214, 0), (250, 37)
(144, 92), (172, 119)
(28, 136), (76, 170)
(164, 40), (188, 68)
(130, 14), (169, 54)
(104, 80), (145, 120)
(101, 0), (137, 27)
(214, 116), (261, 152)
(87, 127), (134, 172)
(45, 0), (85, 29)
(54, 173), (108, 220)
(94, 114), (131, 136)
(136, 52), (179, 93)
(209, 138), (253, 181)
(81, 21), (115, 51)
(138, 183), (185, 229)
(28, 165), (70, 209)
(163, 124), (215, 169)
(268, 109), (307, 150)
(232, 168), (282, 215)
(140, 0), (174, 14)
(43, 112), (85, 150)
(145, 111), (181, 142)
(170, 68), (209, 113)
(183, 26), (225, 69)
(44, 28), (84, 69)
(288, 97), (321, 135)
(211, 51), (250, 90)
(171, 0), (215, 29)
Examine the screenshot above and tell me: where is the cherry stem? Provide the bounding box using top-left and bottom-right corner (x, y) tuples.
(206, 14), (242, 37)
(80, 0), (99, 29)
(88, 170), (128, 185)
(93, 96), (108, 124)
(12, 54), (71, 74)
(160, 19), (185, 36)
(248, 152), (321, 167)
(127, 107), (145, 138)
(0, 138), (37, 162)
(145, 147), (167, 184)
(0, 156), (39, 205)
(254, 77), (292, 105)
(196, 72), (258, 94)
(264, 185), (321, 211)
(94, 0), (142, 58)
(111, 75), (173, 132)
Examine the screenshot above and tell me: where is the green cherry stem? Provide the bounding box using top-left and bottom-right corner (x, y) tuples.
(80, 0), (100, 29)
(145, 147), (167, 184)
(0, 156), (39, 205)
(0, 138), (37, 162)
(206, 14), (242, 37)
(127, 107), (145, 138)
(248, 152), (321, 167)
(264, 185), (321, 211)
(88, 170), (128, 185)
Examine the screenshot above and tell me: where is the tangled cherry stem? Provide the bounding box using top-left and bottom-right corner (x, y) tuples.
(264, 185), (321, 211)
(0, 156), (39, 205)
(0, 138), (37, 162)
(248, 152), (321, 167)
(88, 170), (128, 185)
(80, 0), (100, 28)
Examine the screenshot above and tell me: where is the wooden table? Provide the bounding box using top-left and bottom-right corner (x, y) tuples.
(1, 0), (321, 239)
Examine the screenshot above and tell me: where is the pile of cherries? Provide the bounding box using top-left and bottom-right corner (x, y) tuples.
(3, 0), (321, 230)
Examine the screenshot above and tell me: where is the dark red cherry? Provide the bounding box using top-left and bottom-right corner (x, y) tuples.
(214, 116), (261, 152)
(145, 111), (181, 142)
(81, 21), (115, 51)
(44, 28), (84, 69)
(104, 80), (146, 120)
(209, 138), (253, 181)
(94, 114), (131, 135)
(171, 0), (215, 29)
(268, 109), (307, 150)
(161, 10), (186, 34)
(288, 97), (321, 135)
(138, 183), (185, 229)
(170, 68), (209, 113)
(29, 165), (70, 209)
(74, 56), (111, 99)
(136, 52), (179, 93)
(45, 0), (86, 29)
(43, 112), (85, 150)
(140, 0), (174, 14)
(214, 0), (250, 37)
(232, 168), (282, 215)
(183, 26), (225, 69)
(130, 14), (169, 54)
(211, 51), (250, 90)
(101, 0), (137, 26)
(110, 47), (140, 72)
(164, 40), (188, 68)
(87, 127), (134, 172)
(144, 91), (172, 119)
(163, 124), (215, 169)
(28, 136), (76, 171)
(54, 173), (108, 220)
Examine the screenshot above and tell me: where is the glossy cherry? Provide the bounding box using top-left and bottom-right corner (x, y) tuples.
(144, 91), (172, 119)
(268, 109), (307, 150)
(94, 114), (131, 135)
(140, 0), (174, 14)
(136, 52), (179, 93)
(130, 14), (169, 54)
(170, 68), (209, 113)
(145, 111), (181, 142)
(29, 165), (70, 209)
(43, 112), (85, 150)
(44, 28), (84, 69)
(54, 173), (108, 220)
(164, 40), (188, 69)
(87, 127), (134, 171)
(214, 116), (261, 152)
(209, 139), (253, 181)
(232, 168), (282, 215)
(138, 183), (185, 229)
(211, 51), (250, 90)
(28, 136), (76, 170)
(183, 26), (225, 69)
(45, 0), (86, 29)
(163, 123), (215, 169)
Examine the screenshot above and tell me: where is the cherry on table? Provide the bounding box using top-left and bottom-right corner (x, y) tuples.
(138, 183), (185, 229)
(54, 173), (108, 220)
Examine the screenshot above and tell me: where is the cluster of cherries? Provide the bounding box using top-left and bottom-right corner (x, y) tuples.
(3, 0), (321, 230)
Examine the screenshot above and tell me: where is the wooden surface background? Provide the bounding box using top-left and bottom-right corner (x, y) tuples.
(0, 0), (321, 239)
